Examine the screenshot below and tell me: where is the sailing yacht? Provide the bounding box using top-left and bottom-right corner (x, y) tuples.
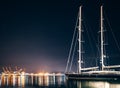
(65, 5), (120, 80)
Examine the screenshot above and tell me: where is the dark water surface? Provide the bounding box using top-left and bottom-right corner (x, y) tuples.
(0, 74), (120, 88)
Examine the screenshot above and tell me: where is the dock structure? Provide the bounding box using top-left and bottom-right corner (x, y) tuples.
(0, 66), (25, 86)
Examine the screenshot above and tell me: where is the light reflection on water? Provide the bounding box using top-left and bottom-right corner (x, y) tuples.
(0, 73), (65, 88)
(0, 74), (120, 88)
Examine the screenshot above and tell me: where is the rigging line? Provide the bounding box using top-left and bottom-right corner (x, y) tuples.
(69, 32), (78, 72)
(83, 19), (98, 67)
(83, 15), (99, 56)
(96, 29), (101, 67)
(65, 12), (79, 73)
(97, 35), (100, 57)
(103, 24), (109, 65)
(104, 27), (110, 66)
(83, 23), (95, 67)
(104, 10), (120, 53)
(83, 21), (94, 55)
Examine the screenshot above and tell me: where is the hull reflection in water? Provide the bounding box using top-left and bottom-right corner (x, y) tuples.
(67, 79), (120, 88)
(0, 73), (65, 87)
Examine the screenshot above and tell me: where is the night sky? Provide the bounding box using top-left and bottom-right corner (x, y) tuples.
(0, 0), (120, 73)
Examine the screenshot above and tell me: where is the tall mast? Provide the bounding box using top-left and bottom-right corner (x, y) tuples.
(78, 6), (82, 73)
(100, 5), (104, 71)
